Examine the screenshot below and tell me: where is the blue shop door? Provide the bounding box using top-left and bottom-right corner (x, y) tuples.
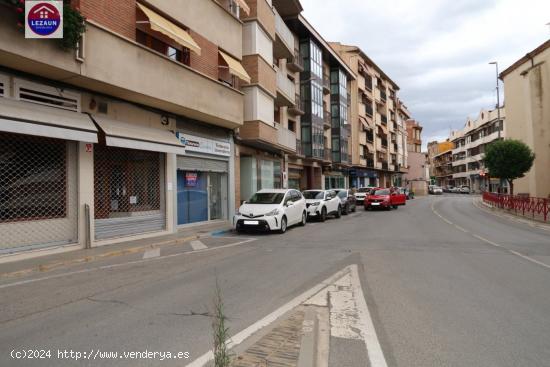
(177, 171), (208, 225)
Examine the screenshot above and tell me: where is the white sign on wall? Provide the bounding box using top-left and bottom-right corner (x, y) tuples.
(176, 133), (231, 157)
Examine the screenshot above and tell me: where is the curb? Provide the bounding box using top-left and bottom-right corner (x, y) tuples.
(473, 198), (550, 232)
(0, 228), (230, 280)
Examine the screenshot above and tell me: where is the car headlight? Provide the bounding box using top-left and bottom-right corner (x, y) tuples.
(310, 202), (320, 206)
(265, 208), (280, 216)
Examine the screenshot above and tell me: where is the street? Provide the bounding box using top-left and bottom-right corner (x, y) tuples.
(1, 195), (550, 367)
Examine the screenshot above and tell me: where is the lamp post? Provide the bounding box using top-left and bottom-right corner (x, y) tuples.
(489, 61), (502, 193)
(489, 61), (501, 139)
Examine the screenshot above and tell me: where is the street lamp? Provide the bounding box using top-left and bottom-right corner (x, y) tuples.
(489, 61), (502, 193)
(489, 61), (501, 139)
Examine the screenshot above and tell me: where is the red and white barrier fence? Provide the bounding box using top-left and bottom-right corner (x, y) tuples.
(482, 192), (549, 222)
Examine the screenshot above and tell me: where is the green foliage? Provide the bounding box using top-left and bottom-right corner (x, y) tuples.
(57, 2), (86, 51)
(483, 139), (535, 181)
(212, 278), (232, 367)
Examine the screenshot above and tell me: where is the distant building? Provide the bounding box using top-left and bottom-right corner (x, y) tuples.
(427, 140), (453, 184)
(450, 109), (505, 193)
(403, 120), (428, 195)
(500, 39), (550, 198)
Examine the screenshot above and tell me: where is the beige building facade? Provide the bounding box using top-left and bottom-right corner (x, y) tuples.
(500, 40), (550, 198)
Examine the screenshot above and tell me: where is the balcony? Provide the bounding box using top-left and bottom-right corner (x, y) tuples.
(287, 49), (304, 73)
(288, 94), (304, 115)
(367, 159), (375, 168)
(0, 19), (244, 129)
(239, 121), (296, 153)
(323, 110), (331, 130)
(323, 147), (332, 163)
(295, 139), (305, 157)
(275, 66), (295, 107)
(323, 76), (330, 94)
(274, 8), (294, 59)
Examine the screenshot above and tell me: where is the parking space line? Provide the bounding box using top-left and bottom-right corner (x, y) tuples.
(190, 240), (208, 251)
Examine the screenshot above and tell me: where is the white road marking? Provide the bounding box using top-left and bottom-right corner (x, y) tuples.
(186, 264), (388, 367)
(186, 266), (352, 367)
(190, 240), (208, 251)
(142, 248), (160, 259)
(432, 200), (550, 270)
(0, 238), (257, 290)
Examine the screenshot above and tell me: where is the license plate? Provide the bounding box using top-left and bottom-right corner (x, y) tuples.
(244, 220), (259, 225)
(371, 202), (380, 206)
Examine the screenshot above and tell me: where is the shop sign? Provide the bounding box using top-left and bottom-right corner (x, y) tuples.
(26, 1), (63, 39)
(185, 172), (198, 187)
(176, 133), (230, 157)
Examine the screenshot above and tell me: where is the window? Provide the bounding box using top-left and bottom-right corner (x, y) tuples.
(288, 120), (296, 132)
(136, 29), (190, 66)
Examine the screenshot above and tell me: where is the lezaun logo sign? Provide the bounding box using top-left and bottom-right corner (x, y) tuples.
(25, 1), (63, 39)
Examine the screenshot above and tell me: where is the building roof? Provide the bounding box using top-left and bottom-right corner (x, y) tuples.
(500, 39), (550, 79)
(330, 43), (399, 90)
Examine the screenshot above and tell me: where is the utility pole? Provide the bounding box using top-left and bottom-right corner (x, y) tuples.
(489, 61), (501, 139)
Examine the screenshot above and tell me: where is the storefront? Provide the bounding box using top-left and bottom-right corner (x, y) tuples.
(176, 131), (231, 226)
(92, 115), (185, 240)
(349, 168), (378, 188)
(239, 153), (282, 203)
(323, 168), (348, 189)
(288, 166), (304, 190)
(0, 97), (97, 254)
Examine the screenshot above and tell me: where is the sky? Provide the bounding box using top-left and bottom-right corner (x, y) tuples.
(299, 0), (550, 149)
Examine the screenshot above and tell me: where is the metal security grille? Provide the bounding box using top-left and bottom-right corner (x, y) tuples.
(94, 145), (165, 240)
(0, 133), (77, 254)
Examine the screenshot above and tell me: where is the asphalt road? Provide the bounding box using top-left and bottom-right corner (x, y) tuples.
(1, 195), (549, 366)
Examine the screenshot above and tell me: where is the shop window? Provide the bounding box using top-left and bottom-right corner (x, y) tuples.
(177, 171), (208, 225)
(94, 145), (161, 220)
(0, 133), (67, 223)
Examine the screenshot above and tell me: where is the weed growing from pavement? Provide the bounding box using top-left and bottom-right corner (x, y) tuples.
(213, 276), (232, 367)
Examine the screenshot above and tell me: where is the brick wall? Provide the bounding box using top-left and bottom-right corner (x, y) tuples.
(242, 55), (276, 96)
(77, 0), (136, 40)
(190, 30), (220, 81)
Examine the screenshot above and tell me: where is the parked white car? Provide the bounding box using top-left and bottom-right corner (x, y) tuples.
(459, 186), (471, 194)
(234, 189), (307, 233)
(353, 187), (372, 205)
(303, 190), (342, 222)
(433, 186), (443, 195)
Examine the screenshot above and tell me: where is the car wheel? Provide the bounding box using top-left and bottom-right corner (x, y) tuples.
(279, 216), (287, 233)
(392, 205), (398, 209)
(320, 207), (327, 222)
(335, 205), (342, 218)
(300, 211), (306, 226)
(386, 205), (392, 211)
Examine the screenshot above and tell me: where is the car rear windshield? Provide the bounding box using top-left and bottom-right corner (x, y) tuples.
(303, 191), (324, 199)
(337, 191), (347, 198)
(248, 193), (285, 204)
(373, 189), (390, 195)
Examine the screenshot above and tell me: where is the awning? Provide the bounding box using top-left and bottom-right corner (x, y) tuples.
(92, 115), (186, 155)
(359, 116), (371, 131)
(0, 98), (97, 142)
(234, 0), (250, 15)
(219, 51), (251, 83)
(137, 3), (201, 55)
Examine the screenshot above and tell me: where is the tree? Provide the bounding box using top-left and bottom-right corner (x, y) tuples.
(483, 139), (535, 196)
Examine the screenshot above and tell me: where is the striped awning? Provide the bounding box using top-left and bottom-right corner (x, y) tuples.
(137, 3), (201, 55)
(219, 50), (251, 83)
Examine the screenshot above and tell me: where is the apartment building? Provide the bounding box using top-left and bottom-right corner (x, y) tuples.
(395, 99), (410, 186)
(500, 39), (550, 198)
(432, 149), (454, 188)
(403, 120), (429, 195)
(330, 43), (403, 188)
(234, 0), (303, 205)
(279, 15), (355, 190)
(427, 140), (453, 184)
(0, 0), (249, 256)
(450, 108), (505, 193)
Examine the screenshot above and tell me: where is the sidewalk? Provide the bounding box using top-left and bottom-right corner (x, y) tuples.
(473, 197), (550, 232)
(0, 221), (233, 279)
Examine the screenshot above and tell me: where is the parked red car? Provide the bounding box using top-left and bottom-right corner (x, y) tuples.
(391, 187), (407, 206)
(364, 188), (406, 210)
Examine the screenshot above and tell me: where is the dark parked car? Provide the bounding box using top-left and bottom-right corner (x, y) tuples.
(335, 189), (357, 214)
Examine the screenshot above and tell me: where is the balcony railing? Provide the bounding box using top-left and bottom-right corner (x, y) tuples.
(323, 110), (331, 130)
(277, 125), (297, 152)
(288, 94), (304, 115)
(287, 49), (304, 72)
(276, 66), (296, 105)
(296, 139), (304, 157)
(274, 8), (294, 58)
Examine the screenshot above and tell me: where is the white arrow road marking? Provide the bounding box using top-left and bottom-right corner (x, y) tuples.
(186, 264), (388, 367)
(190, 240), (208, 251)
